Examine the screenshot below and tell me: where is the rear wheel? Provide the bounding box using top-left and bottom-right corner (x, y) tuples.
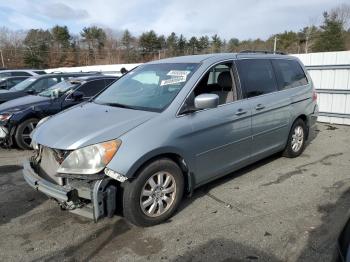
(14, 118), (38, 150)
(283, 118), (307, 158)
(123, 158), (184, 226)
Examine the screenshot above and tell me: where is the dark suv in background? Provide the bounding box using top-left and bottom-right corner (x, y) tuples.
(0, 75), (117, 149)
(0, 72), (96, 104)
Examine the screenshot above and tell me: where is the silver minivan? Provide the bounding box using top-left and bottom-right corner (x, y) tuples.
(23, 52), (318, 226)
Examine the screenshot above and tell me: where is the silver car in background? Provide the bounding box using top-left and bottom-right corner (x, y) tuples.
(23, 52), (318, 226)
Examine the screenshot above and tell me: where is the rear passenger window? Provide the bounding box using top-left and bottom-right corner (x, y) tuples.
(271, 59), (308, 90)
(78, 80), (106, 97)
(0, 72), (11, 77)
(12, 71), (32, 76)
(236, 59), (278, 98)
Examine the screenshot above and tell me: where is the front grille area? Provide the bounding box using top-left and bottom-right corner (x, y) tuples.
(38, 146), (65, 185)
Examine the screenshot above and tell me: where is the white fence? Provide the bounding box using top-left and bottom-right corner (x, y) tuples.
(46, 63), (141, 76)
(293, 51), (350, 125)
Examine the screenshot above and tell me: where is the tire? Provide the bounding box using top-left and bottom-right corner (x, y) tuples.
(14, 118), (38, 150)
(122, 158), (184, 227)
(283, 118), (307, 158)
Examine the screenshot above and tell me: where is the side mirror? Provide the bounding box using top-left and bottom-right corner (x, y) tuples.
(71, 91), (84, 101)
(194, 94), (219, 110)
(26, 89), (35, 95)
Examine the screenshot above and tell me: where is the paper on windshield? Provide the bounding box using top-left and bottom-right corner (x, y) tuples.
(160, 76), (186, 86)
(167, 70), (191, 77)
(160, 70), (191, 86)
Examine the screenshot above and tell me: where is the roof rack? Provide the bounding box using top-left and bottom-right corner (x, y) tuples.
(239, 50), (286, 55)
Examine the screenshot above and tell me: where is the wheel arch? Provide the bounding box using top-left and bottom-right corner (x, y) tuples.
(293, 114), (309, 139)
(125, 151), (195, 195)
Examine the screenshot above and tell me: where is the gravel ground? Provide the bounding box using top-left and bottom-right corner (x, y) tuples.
(0, 122), (350, 262)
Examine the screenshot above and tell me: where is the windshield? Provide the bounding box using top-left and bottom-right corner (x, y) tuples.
(38, 80), (79, 98)
(94, 63), (199, 111)
(10, 77), (36, 91)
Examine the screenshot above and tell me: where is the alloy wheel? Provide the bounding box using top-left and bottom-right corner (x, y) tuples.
(140, 171), (176, 217)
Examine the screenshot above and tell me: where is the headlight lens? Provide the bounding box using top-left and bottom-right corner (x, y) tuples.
(0, 113), (12, 122)
(57, 140), (121, 174)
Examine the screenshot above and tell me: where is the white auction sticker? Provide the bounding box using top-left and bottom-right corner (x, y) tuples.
(160, 76), (186, 86)
(167, 70), (191, 77)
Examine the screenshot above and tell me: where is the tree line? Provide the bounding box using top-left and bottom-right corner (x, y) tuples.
(0, 3), (349, 69)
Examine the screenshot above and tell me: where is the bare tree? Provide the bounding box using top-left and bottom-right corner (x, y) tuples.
(331, 3), (350, 30)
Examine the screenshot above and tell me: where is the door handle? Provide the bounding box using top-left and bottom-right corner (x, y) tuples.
(235, 109), (247, 116)
(255, 104), (265, 111)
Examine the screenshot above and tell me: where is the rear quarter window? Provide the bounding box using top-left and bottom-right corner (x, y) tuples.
(271, 59), (308, 90)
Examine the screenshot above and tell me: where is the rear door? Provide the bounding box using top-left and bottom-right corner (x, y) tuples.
(236, 59), (291, 160)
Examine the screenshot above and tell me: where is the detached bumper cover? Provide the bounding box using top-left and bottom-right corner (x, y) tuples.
(23, 160), (72, 202)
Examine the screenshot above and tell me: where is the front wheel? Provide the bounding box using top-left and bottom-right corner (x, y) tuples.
(283, 118), (307, 158)
(14, 118), (38, 150)
(122, 158), (184, 226)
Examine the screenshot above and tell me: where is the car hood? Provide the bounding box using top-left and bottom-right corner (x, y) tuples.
(32, 102), (158, 150)
(0, 95), (50, 113)
(0, 90), (25, 102)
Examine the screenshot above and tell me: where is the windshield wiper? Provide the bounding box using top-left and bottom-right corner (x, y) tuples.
(101, 102), (137, 110)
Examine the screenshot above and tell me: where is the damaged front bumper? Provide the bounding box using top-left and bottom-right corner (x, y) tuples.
(0, 124), (15, 147)
(23, 159), (117, 221)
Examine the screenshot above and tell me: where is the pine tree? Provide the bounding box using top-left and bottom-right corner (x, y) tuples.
(313, 12), (345, 52)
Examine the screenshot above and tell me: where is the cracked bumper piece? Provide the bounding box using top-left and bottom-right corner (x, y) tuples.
(22, 159), (117, 221)
(0, 126), (8, 139)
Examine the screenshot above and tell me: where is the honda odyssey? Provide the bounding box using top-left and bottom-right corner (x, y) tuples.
(23, 52), (318, 226)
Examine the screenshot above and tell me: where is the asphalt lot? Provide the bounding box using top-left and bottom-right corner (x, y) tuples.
(0, 122), (350, 262)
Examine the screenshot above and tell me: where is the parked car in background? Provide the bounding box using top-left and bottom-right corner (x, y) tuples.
(0, 76), (30, 90)
(0, 72), (98, 104)
(0, 69), (46, 78)
(24, 52), (318, 226)
(0, 75), (117, 149)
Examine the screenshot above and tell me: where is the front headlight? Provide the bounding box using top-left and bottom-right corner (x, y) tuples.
(57, 140), (121, 174)
(0, 113), (12, 122)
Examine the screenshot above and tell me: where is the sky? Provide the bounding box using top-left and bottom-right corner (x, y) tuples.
(0, 0), (346, 40)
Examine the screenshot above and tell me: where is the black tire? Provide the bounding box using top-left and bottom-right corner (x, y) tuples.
(122, 158), (184, 227)
(14, 118), (38, 150)
(283, 118), (307, 158)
